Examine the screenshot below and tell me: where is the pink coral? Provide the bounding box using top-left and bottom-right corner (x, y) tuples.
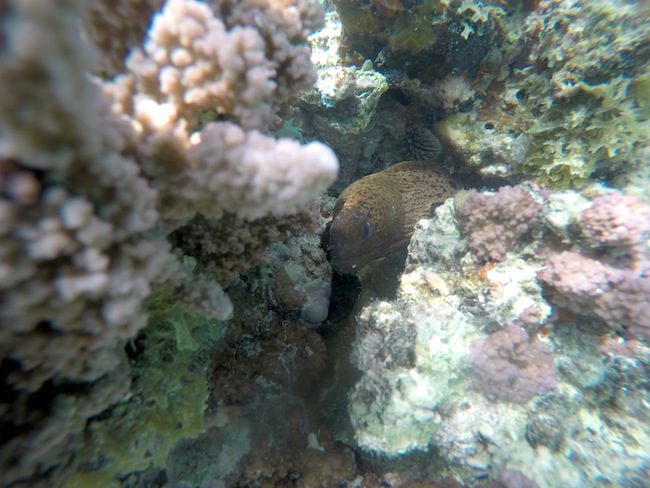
(538, 192), (650, 340)
(469, 322), (557, 404)
(579, 193), (650, 269)
(460, 186), (542, 261)
(539, 256), (650, 340)
(580, 194), (650, 247)
(537, 251), (623, 302)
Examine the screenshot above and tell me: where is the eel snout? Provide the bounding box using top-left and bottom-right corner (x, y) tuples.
(326, 209), (378, 274)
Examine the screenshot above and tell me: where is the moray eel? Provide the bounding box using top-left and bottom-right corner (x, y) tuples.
(326, 160), (456, 275)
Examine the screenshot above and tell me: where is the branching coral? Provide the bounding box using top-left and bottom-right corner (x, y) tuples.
(106, 0), (338, 225)
(0, 0), (179, 392)
(85, 0), (166, 75)
(170, 211), (315, 285)
(0, 0), (337, 484)
(123, 0), (278, 130)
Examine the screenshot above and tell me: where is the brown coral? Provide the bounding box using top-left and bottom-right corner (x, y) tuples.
(170, 211), (314, 285)
(84, 0), (165, 74)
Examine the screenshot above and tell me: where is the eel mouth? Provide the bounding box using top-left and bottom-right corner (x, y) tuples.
(327, 236), (410, 276)
(328, 252), (364, 275)
(325, 211), (410, 275)
(326, 239), (381, 275)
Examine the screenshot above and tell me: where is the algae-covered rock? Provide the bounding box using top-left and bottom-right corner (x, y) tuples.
(437, 0), (650, 187)
(304, 9), (388, 136)
(67, 293), (233, 486)
(267, 233), (333, 324)
(331, 0), (514, 75)
(346, 192), (650, 486)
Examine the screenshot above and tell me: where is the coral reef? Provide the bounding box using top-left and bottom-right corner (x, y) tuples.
(298, 7), (390, 192)
(460, 186), (543, 262)
(325, 0), (649, 188)
(3, 0), (650, 486)
(266, 234), (333, 324)
(304, 10), (388, 127)
(331, 0), (514, 74)
(346, 189), (650, 486)
(579, 193), (650, 255)
(0, 0), (337, 484)
(67, 292), (229, 486)
(438, 0), (650, 186)
(99, 0), (337, 225)
(69, 211), (334, 485)
(538, 192), (650, 340)
(170, 211), (315, 285)
(469, 319), (557, 404)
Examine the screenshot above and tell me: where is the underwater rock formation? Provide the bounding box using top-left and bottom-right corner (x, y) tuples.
(330, 0), (513, 78)
(303, 9), (388, 134)
(347, 188), (650, 486)
(436, 0), (650, 186)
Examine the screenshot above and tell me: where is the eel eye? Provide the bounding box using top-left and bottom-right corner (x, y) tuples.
(360, 220), (372, 238)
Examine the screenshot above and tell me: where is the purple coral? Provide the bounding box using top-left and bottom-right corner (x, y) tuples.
(539, 254), (650, 339)
(538, 193), (650, 339)
(461, 186), (542, 261)
(537, 251), (623, 305)
(579, 193), (650, 252)
(469, 322), (557, 404)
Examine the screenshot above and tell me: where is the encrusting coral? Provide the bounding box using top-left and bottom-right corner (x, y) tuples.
(346, 185), (650, 486)
(460, 186), (543, 262)
(0, 0), (337, 484)
(469, 317), (557, 404)
(538, 193), (650, 340)
(437, 0), (650, 187)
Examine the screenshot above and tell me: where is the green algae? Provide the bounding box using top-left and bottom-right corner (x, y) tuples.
(66, 292), (228, 487)
(389, 5), (441, 54)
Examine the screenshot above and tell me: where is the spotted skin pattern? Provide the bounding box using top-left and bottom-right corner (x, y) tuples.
(327, 161), (456, 274)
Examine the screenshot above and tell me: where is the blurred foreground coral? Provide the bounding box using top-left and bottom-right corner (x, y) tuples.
(0, 0), (337, 484)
